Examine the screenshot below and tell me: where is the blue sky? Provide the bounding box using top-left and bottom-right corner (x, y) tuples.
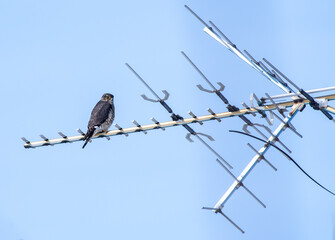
(1, 0), (335, 239)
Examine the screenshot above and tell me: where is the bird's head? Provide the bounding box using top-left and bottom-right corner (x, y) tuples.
(101, 93), (114, 102)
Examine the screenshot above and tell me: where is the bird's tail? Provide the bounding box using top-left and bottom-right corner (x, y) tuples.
(82, 127), (95, 149)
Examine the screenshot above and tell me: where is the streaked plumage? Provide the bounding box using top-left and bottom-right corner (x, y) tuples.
(82, 93), (115, 149)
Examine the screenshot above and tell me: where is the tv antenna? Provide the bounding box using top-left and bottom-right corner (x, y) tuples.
(21, 4), (335, 234)
(184, 4), (335, 233)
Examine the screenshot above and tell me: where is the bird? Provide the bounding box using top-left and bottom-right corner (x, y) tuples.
(82, 93), (115, 149)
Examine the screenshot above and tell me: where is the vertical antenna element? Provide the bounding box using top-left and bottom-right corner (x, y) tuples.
(270, 110), (302, 138)
(216, 159), (266, 208)
(207, 108), (221, 122)
(39, 134), (49, 141)
(184, 5), (212, 29)
(262, 58), (300, 90)
(213, 103), (304, 212)
(184, 133), (232, 169)
(76, 129), (85, 136)
(247, 143), (277, 171)
(241, 102), (256, 117)
(209, 21), (236, 48)
(181, 51), (217, 91)
(263, 59), (334, 121)
(58, 132), (67, 138)
(125, 63), (161, 100)
(182, 51), (274, 145)
(151, 117), (166, 131)
(265, 93), (286, 117)
(202, 207), (245, 234)
(188, 111), (204, 125)
(21, 137), (30, 144)
(126, 63), (233, 169)
(181, 51), (229, 104)
(114, 124), (129, 136)
(132, 120), (147, 134)
(243, 50), (259, 65)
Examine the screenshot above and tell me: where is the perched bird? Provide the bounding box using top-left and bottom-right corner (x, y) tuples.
(82, 93), (115, 149)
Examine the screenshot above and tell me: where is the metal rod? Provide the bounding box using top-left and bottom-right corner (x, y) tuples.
(201, 22), (292, 93)
(213, 103), (303, 210)
(270, 111), (303, 138)
(183, 38), (277, 131)
(76, 129), (85, 136)
(21, 137), (30, 144)
(326, 106), (335, 114)
(181, 51), (217, 91)
(216, 159), (237, 180)
(207, 108), (221, 122)
(39, 135), (48, 141)
(125, 63), (161, 100)
(241, 185), (266, 208)
(243, 50), (259, 65)
(196, 132), (214, 141)
(58, 132), (67, 138)
(195, 134), (233, 169)
(216, 159), (266, 207)
(132, 120), (147, 134)
(250, 93), (272, 124)
(151, 117), (166, 130)
(262, 58), (300, 91)
(188, 111), (203, 125)
(203, 24), (229, 49)
(23, 94), (335, 148)
(184, 5), (211, 29)
(250, 125), (268, 140)
(209, 21), (235, 47)
(247, 143), (277, 171)
(202, 206), (245, 233)
(258, 61), (272, 75)
(114, 123), (129, 136)
(126, 64), (233, 169)
(207, 108), (215, 115)
(254, 123), (292, 153)
(182, 51), (231, 105)
(271, 70), (288, 86)
(265, 93), (285, 117)
(219, 211), (245, 234)
(183, 52), (262, 131)
(264, 86), (335, 101)
(241, 102), (256, 116)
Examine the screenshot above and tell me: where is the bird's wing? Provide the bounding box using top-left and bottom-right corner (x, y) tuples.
(88, 101), (112, 128)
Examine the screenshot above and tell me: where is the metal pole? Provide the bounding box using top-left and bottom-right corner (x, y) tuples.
(23, 94), (335, 148)
(213, 103), (303, 210)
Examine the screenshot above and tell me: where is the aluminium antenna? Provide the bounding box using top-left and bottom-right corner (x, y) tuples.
(125, 63), (233, 169)
(231, 130), (335, 196)
(185, 4), (335, 233)
(20, 5), (335, 236)
(21, 92), (335, 149)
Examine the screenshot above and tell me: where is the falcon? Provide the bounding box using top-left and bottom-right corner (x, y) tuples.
(82, 93), (115, 149)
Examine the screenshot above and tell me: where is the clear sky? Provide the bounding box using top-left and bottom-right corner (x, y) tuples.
(1, 0), (335, 239)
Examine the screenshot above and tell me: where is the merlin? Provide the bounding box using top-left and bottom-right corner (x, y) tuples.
(82, 93), (115, 148)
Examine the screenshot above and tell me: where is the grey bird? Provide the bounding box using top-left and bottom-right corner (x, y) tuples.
(82, 93), (115, 149)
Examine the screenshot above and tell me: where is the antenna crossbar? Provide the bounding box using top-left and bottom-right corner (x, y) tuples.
(23, 93), (335, 148)
(213, 103), (303, 210)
